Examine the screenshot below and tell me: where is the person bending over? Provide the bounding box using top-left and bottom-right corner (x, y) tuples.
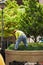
(12, 30), (28, 50)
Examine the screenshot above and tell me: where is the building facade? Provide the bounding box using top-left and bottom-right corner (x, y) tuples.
(39, 0), (43, 4)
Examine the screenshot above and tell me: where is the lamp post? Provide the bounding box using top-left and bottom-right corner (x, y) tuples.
(0, 0), (6, 50)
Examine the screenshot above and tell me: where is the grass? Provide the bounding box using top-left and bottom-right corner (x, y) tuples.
(7, 42), (43, 50)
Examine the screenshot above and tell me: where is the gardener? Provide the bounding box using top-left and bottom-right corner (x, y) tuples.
(12, 30), (28, 50)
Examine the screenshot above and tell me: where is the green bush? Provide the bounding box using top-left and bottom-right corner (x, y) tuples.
(7, 43), (43, 50)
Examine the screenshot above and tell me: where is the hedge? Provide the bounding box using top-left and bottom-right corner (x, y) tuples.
(7, 43), (43, 50)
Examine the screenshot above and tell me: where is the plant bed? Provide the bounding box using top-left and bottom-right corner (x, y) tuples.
(7, 43), (43, 50)
(5, 50), (43, 65)
(5, 43), (43, 65)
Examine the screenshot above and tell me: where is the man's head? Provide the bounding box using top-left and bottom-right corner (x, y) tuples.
(13, 29), (17, 33)
(11, 29), (17, 34)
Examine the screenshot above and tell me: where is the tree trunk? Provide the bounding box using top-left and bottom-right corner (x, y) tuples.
(34, 36), (37, 42)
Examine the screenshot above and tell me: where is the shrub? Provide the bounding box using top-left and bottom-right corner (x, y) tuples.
(7, 43), (43, 50)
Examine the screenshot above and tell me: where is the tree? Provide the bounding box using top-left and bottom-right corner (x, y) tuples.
(3, 0), (19, 37)
(0, 0), (43, 42)
(22, 0), (43, 42)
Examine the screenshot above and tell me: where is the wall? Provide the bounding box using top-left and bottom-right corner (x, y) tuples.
(5, 50), (43, 65)
(39, 0), (43, 4)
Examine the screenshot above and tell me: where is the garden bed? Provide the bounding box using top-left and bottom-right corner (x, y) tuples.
(7, 43), (43, 50)
(5, 50), (43, 65)
(5, 43), (43, 65)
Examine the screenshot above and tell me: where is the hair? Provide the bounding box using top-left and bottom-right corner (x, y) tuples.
(13, 30), (17, 33)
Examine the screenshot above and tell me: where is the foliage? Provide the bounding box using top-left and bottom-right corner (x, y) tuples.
(0, 0), (19, 37)
(7, 43), (43, 50)
(3, 0), (26, 37)
(22, 0), (43, 42)
(0, 0), (43, 42)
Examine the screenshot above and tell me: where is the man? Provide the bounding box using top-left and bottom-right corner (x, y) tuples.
(12, 30), (28, 50)
(0, 54), (5, 65)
